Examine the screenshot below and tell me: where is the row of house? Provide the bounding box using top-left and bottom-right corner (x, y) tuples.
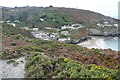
(58, 37), (70, 42)
(61, 24), (84, 30)
(31, 30), (71, 42)
(97, 22), (118, 28)
(19, 26), (40, 31)
(45, 27), (60, 31)
(31, 31), (50, 40)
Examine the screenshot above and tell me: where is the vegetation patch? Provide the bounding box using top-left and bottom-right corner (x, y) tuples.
(25, 52), (119, 79)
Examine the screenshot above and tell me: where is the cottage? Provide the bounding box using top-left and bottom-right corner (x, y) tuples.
(58, 37), (70, 42)
(51, 28), (60, 31)
(14, 20), (20, 23)
(61, 31), (69, 35)
(114, 24), (118, 27)
(40, 18), (44, 22)
(33, 28), (39, 31)
(45, 27), (52, 30)
(19, 26), (29, 30)
(6, 20), (10, 23)
(7, 23), (16, 27)
(103, 22), (112, 27)
(31, 31), (49, 39)
(97, 24), (105, 27)
(61, 25), (74, 29)
(72, 24), (80, 27)
(49, 33), (59, 38)
(61, 26), (67, 29)
(66, 25), (73, 29)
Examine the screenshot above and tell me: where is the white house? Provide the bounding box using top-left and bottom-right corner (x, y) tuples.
(61, 26), (67, 29)
(14, 20), (20, 23)
(49, 33), (59, 38)
(58, 37), (70, 42)
(97, 23), (105, 27)
(72, 24), (80, 27)
(51, 28), (60, 31)
(61, 31), (69, 35)
(61, 25), (74, 30)
(7, 23), (16, 27)
(67, 25), (73, 29)
(45, 27), (52, 30)
(31, 31), (49, 39)
(114, 24), (118, 27)
(40, 18), (44, 22)
(19, 26), (29, 30)
(6, 20), (10, 23)
(33, 28), (39, 31)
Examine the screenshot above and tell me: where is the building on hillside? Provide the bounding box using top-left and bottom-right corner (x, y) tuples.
(58, 37), (70, 42)
(6, 20), (10, 23)
(14, 20), (20, 23)
(51, 28), (60, 31)
(45, 27), (52, 30)
(71, 24), (80, 27)
(66, 25), (74, 29)
(19, 26), (29, 30)
(40, 18), (44, 22)
(103, 22), (112, 27)
(49, 33), (59, 38)
(97, 23), (105, 27)
(61, 26), (67, 29)
(31, 31), (49, 40)
(45, 27), (59, 31)
(61, 25), (74, 29)
(33, 28), (39, 31)
(61, 31), (69, 35)
(114, 24), (118, 27)
(7, 23), (16, 27)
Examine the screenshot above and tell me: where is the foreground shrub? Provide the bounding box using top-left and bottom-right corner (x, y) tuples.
(25, 53), (119, 79)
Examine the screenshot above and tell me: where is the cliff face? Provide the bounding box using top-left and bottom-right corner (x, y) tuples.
(88, 28), (119, 37)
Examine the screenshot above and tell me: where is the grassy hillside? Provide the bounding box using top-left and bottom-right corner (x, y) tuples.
(1, 7), (119, 79)
(2, 23), (34, 50)
(2, 23), (34, 38)
(1, 39), (119, 79)
(2, 7), (118, 28)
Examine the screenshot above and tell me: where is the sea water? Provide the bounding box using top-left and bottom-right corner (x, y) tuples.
(104, 38), (119, 51)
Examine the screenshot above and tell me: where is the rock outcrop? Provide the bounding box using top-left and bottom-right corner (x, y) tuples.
(87, 28), (120, 37)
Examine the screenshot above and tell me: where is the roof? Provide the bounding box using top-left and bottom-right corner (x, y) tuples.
(61, 31), (69, 33)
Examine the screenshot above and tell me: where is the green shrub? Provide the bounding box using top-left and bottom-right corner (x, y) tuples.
(11, 42), (17, 46)
(59, 34), (68, 38)
(7, 60), (16, 64)
(25, 54), (118, 79)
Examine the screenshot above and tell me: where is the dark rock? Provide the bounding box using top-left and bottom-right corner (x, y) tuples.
(87, 28), (119, 37)
(78, 37), (92, 43)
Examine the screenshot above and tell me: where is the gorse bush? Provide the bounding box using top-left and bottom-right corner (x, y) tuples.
(25, 52), (119, 79)
(2, 38), (119, 79)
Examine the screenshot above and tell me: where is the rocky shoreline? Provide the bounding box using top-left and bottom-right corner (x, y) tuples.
(87, 28), (119, 37)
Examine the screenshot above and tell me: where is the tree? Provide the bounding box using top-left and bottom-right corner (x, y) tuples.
(15, 6), (17, 8)
(9, 16), (15, 22)
(49, 5), (53, 8)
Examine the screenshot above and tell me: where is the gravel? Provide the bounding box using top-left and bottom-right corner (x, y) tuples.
(0, 57), (26, 79)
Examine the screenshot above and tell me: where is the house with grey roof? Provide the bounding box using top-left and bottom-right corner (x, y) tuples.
(61, 31), (69, 35)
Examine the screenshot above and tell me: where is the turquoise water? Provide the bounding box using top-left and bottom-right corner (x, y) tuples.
(104, 38), (119, 51)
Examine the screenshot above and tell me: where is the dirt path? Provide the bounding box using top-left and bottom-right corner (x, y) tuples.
(0, 57), (26, 79)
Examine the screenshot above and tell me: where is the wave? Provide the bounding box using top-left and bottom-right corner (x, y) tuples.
(96, 38), (118, 51)
(96, 39), (106, 49)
